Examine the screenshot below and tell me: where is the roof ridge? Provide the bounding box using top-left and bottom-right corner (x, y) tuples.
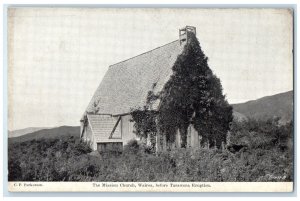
(109, 39), (179, 68)
(83, 37), (184, 116)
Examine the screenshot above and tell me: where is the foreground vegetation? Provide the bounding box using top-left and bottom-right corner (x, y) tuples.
(8, 119), (293, 182)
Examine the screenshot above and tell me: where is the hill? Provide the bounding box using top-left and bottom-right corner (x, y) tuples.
(232, 111), (248, 122)
(8, 126), (80, 143)
(8, 127), (51, 138)
(8, 91), (293, 143)
(232, 90), (293, 123)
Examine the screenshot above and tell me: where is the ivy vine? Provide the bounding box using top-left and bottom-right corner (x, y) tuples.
(131, 31), (233, 149)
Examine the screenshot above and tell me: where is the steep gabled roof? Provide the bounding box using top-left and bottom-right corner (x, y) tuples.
(87, 114), (122, 143)
(85, 40), (184, 115)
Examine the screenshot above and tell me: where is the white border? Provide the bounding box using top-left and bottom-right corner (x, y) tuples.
(1, 0), (299, 199)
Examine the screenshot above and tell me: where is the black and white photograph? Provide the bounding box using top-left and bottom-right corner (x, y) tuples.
(6, 7), (294, 192)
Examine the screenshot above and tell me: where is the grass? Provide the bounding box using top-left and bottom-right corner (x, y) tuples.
(8, 119), (293, 182)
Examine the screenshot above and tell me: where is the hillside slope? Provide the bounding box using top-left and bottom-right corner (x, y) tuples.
(8, 91), (293, 143)
(8, 126), (80, 143)
(232, 90), (293, 123)
(8, 127), (51, 138)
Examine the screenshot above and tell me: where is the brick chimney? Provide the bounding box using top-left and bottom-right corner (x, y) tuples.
(179, 26), (196, 45)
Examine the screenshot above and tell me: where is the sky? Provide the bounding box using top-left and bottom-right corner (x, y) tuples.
(8, 8), (293, 130)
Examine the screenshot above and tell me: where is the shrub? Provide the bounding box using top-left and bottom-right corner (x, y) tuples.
(8, 119), (293, 182)
(8, 136), (91, 181)
(123, 139), (141, 155)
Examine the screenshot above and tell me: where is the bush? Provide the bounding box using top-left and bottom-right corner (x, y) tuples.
(8, 136), (91, 181)
(124, 139), (140, 152)
(8, 119), (293, 182)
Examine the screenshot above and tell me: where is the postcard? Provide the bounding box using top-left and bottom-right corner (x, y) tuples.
(7, 7), (294, 192)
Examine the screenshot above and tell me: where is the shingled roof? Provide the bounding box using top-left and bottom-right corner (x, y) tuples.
(85, 39), (184, 116)
(87, 114), (122, 142)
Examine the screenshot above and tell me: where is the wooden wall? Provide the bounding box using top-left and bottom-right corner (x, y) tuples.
(189, 124), (199, 148)
(157, 124), (200, 152)
(121, 115), (137, 145)
(83, 114), (201, 152)
(82, 123), (96, 150)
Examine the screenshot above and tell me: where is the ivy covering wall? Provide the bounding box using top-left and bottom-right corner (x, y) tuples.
(131, 31), (233, 149)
